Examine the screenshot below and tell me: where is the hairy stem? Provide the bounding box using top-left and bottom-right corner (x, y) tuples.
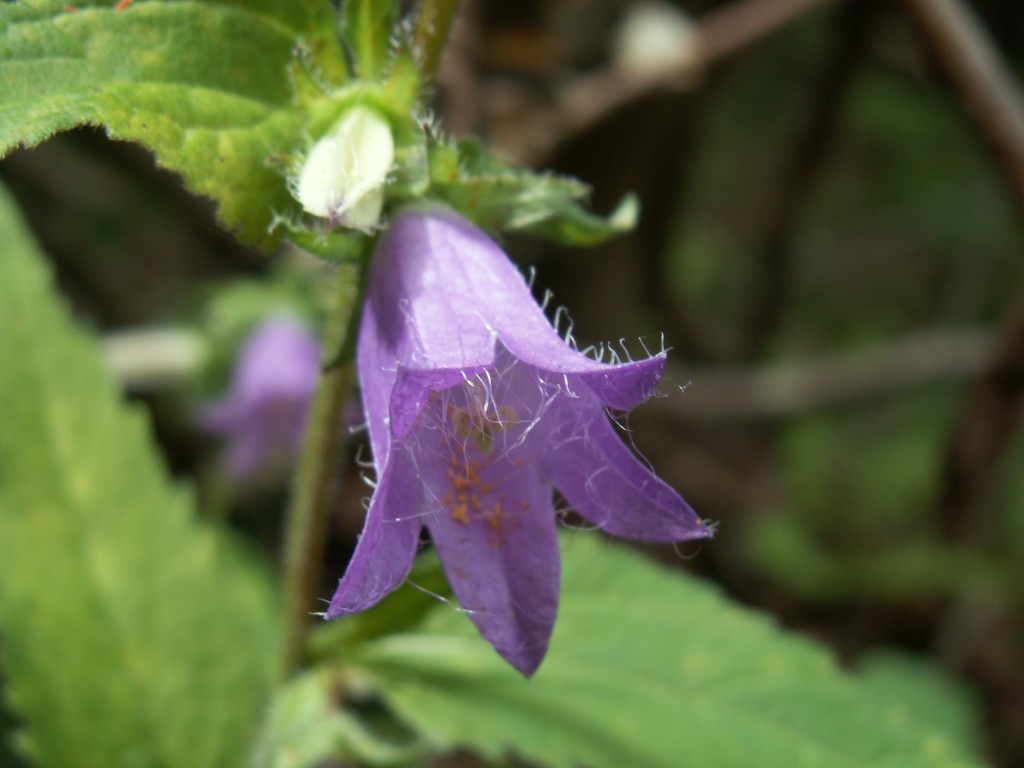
(412, 0), (461, 82)
(280, 260), (364, 678)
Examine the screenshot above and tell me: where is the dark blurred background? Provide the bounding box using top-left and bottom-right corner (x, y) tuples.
(1, 0), (1022, 764)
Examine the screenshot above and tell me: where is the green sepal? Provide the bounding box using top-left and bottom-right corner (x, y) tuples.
(426, 136), (638, 246)
(306, 49), (421, 139)
(522, 192), (639, 246)
(271, 212), (366, 264)
(282, 51), (424, 241)
(339, 0), (397, 79)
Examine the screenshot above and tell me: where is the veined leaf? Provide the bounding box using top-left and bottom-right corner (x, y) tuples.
(0, 0), (344, 246)
(347, 536), (983, 768)
(0, 185), (280, 766)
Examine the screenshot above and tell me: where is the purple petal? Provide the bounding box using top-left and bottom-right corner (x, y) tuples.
(574, 354), (666, 411)
(355, 297), (399, 468)
(369, 208), (662, 410)
(230, 315), (321, 404)
(387, 353), (561, 676)
(424, 465), (560, 677)
(546, 395), (709, 542)
(201, 399), (242, 434)
(361, 210), (498, 373)
(326, 453), (423, 617)
(223, 423), (268, 480)
(389, 366), (489, 440)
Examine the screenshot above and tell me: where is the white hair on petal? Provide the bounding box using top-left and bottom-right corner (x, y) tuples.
(638, 335), (653, 357)
(605, 407), (663, 477)
(526, 264), (537, 289)
(405, 579), (485, 616)
(618, 338), (636, 363)
(353, 443), (375, 469)
(556, 514), (602, 534)
(550, 305), (578, 349)
(540, 288), (554, 312)
(671, 538), (709, 561)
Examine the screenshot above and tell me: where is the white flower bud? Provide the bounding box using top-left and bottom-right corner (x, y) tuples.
(296, 106), (394, 231)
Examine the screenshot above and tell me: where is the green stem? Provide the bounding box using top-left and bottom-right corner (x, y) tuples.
(280, 259), (365, 678)
(412, 0), (461, 81)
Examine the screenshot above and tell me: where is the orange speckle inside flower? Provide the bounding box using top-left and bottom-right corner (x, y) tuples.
(438, 399), (529, 535)
(451, 503), (470, 525)
(481, 502), (511, 533)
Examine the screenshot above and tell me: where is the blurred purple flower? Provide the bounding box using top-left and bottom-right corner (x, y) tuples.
(204, 315), (320, 482)
(327, 206), (709, 676)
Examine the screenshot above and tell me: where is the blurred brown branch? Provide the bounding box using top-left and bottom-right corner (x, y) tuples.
(903, 0), (1024, 213)
(651, 328), (995, 420)
(492, 0), (831, 164)
(936, 293), (1024, 542)
(744, 0), (877, 356)
(103, 326), (994, 420)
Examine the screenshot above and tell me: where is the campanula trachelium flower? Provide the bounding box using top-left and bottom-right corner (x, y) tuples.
(204, 315), (320, 482)
(328, 207), (709, 675)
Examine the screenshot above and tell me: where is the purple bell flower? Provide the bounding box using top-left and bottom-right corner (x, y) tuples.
(328, 206), (709, 675)
(203, 315), (320, 482)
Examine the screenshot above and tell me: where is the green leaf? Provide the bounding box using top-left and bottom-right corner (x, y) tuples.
(426, 136), (637, 245)
(858, 650), (983, 755)
(346, 537), (983, 768)
(0, 185), (280, 766)
(252, 670), (424, 768)
(0, 0), (344, 246)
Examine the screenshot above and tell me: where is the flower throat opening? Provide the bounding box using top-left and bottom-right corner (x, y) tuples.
(411, 369), (545, 547)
